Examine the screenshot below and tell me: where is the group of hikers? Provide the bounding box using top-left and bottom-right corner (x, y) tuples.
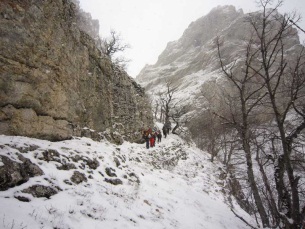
(142, 122), (172, 149)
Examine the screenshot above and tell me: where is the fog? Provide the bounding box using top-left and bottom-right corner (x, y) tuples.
(79, 0), (305, 77)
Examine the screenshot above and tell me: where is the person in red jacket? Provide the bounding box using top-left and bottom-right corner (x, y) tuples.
(150, 132), (155, 147)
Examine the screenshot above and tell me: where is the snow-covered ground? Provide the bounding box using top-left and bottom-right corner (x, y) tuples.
(0, 131), (255, 229)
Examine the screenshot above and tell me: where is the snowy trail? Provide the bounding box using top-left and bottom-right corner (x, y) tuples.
(0, 134), (254, 229)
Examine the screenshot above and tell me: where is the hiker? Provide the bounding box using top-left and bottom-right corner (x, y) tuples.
(148, 127), (152, 135)
(150, 132), (155, 147)
(143, 130), (150, 149)
(162, 125), (167, 138)
(166, 121), (171, 135)
(153, 132), (157, 145)
(157, 130), (162, 143)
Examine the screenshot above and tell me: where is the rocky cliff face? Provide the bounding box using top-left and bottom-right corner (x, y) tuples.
(136, 5), (300, 100)
(137, 6), (244, 89)
(0, 0), (153, 142)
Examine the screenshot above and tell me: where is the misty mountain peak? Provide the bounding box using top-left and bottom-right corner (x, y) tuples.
(181, 5), (243, 46)
(154, 5), (244, 67)
(137, 4), (300, 103)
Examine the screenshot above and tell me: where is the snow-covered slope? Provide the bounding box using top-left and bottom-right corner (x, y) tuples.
(0, 132), (254, 229)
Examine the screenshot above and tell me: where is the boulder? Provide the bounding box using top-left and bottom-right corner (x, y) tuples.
(22, 184), (58, 199)
(0, 154), (44, 191)
(104, 178), (123, 185)
(70, 171), (87, 184)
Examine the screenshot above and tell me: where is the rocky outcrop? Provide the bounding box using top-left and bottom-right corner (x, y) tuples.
(0, 0), (153, 142)
(70, 171), (87, 184)
(0, 153), (44, 191)
(22, 184), (58, 198)
(0, 136), (144, 193)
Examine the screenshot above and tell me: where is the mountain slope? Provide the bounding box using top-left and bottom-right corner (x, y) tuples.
(137, 6), (243, 87)
(136, 5), (300, 104)
(0, 132), (254, 229)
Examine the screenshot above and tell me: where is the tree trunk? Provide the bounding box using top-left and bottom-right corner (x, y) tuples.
(256, 150), (280, 227)
(267, 87), (300, 227)
(242, 136), (270, 228)
(172, 123), (179, 134)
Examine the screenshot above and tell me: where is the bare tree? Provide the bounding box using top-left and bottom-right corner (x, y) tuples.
(160, 80), (178, 127)
(217, 33), (270, 227)
(156, 80), (193, 136)
(247, 1), (305, 227)
(101, 30), (130, 70)
(102, 30), (130, 57)
(170, 104), (191, 135)
(215, 0), (305, 227)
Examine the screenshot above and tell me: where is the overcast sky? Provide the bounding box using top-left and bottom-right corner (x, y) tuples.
(79, 0), (305, 77)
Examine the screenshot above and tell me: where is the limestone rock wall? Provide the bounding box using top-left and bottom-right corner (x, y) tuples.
(0, 0), (153, 142)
